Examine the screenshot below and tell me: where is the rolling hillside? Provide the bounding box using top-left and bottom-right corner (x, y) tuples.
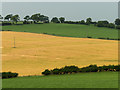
(2, 31), (118, 76)
(2, 23), (119, 39)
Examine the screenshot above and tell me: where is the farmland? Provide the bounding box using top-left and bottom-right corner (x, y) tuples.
(2, 31), (118, 76)
(2, 72), (118, 88)
(1, 3), (119, 88)
(2, 23), (119, 39)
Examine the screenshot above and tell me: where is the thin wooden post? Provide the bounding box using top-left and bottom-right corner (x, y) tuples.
(13, 37), (16, 48)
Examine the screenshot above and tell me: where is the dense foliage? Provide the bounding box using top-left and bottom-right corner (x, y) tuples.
(2, 72), (18, 79)
(42, 65), (120, 75)
(116, 25), (120, 29)
(115, 18), (120, 25)
(51, 17), (60, 23)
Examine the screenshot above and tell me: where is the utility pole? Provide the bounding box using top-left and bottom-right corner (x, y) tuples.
(13, 37), (16, 48)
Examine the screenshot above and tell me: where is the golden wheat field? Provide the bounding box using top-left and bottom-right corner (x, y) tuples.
(2, 31), (118, 76)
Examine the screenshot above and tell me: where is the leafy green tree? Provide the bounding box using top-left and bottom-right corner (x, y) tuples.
(31, 13), (41, 23)
(11, 15), (20, 24)
(4, 14), (12, 21)
(51, 17), (60, 23)
(115, 18), (120, 25)
(31, 13), (49, 23)
(24, 15), (30, 21)
(39, 15), (49, 23)
(86, 18), (92, 25)
(59, 17), (65, 23)
(0, 15), (3, 21)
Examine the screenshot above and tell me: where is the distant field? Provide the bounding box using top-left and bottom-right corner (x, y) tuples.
(2, 23), (119, 39)
(2, 31), (118, 76)
(2, 72), (118, 88)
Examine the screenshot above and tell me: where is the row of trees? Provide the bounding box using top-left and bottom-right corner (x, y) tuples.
(0, 14), (20, 24)
(42, 65), (120, 75)
(0, 14), (65, 24)
(51, 17), (65, 23)
(1, 14), (120, 29)
(0, 14), (49, 24)
(63, 18), (120, 29)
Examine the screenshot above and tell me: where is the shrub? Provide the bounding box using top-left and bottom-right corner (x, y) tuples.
(107, 23), (115, 28)
(116, 25), (120, 29)
(43, 32), (48, 34)
(64, 21), (76, 24)
(80, 65), (98, 72)
(98, 37), (106, 40)
(2, 22), (12, 26)
(42, 69), (51, 75)
(23, 20), (31, 24)
(97, 21), (104, 27)
(2, 72), (18, 79)
(44, 20), (49, 23)
(80, 20), (86, 24)
(62, 66), (80, 73)
(97, 21), (109, 27)
(114, 65), (120, 71)
(91, 22), (97, 24)
(51, 68), (60, 75)
(87, 36), (92, 38)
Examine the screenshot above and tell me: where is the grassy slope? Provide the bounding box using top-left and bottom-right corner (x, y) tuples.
(2, 72), (118, 88)
(2, 23), (118, 39)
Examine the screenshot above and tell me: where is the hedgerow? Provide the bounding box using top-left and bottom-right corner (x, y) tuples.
(2, 72), (18, 79)
(42, 65), (120, 75)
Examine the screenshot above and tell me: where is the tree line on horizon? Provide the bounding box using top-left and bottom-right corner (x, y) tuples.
(0, 13), (120, 29)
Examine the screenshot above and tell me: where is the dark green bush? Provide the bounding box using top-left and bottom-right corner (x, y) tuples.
(116, 25), (120, 29)
(64, 20), (87, 25)
(23, 20), (31, 24)
(97, 21), (109, 27)
(51, 68), (60, 75)
(87, 36), (92, 38)
(2, 72), (18, 79)
(2, 22), (12, 26)
(42, 69), (51, 75)
(80, 20), (86, 24)
(107, 23), (115, 28)
(61, 65), (80, 74)
(80, 65), (98, 72)
(91, 22), (97, 24)
(114, 65), (120, 71)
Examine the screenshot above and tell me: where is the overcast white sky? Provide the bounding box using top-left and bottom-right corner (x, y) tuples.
(1, 0), (120, 2)
(0, 1), (119, 22)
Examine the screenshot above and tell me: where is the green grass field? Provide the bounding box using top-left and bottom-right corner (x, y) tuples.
(2, 23), (119, 39)
(2, 72), (118, 88)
